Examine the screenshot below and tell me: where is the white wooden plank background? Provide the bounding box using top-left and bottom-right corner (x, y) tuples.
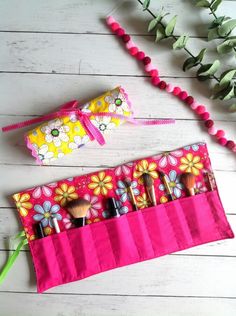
(0, 0), (236, 315)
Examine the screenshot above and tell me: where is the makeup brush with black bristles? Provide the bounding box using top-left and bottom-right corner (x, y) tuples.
(142, 173), (157, 206)
(180, 173), (196, 196)
(66, 198), (91, 227)
(125, 178), (138, 211)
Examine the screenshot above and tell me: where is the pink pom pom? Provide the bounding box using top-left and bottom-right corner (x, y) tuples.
(218, 137), (227, 146)
(136, 51), (145, 60)
(151, 76), (160, 86)
(111, 23), (120, 32)
(145, 63), (154, 72)
(208, 125), (217, 135)
(106, 16), (116, 25)
(158, 80), (167, 90)
(173, 87), (181, 96)
(185, 96), (194, 105)
(190, 101), (198, 110)
(196, 105), (206, 115)
(143, 56), (151, 65)
(126, 40), (135, 49)
(122, 34), (130, 43)
(129, 47), (138, 56)
(208, 126), (217, 135)
(116, 28), (125, 36)
(149, 69), (158, 77)
(226, 140), (235, 150)
(178, 91), (188, 100)
(215, 130), (225, 139)
(201, 112), (210, 121)
(166, 84), (174, 93)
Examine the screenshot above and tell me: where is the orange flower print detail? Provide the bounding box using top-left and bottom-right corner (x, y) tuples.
(13, 193), (32, 217)
(88, 172), (113, 195)
(133, 160), (158, 184)
(54, 183), (78, 206)
(86, 218), (101, 225)
(179, 153), (203, 176)
(24, 228), (36, 241)
(44, 227), (53, 236)
(136, 193), (150, 209)
(160, 196), (168, 204)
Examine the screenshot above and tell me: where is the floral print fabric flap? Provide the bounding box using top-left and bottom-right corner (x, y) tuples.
(25, 86), (132, 165)
(13, 142), (215, 241)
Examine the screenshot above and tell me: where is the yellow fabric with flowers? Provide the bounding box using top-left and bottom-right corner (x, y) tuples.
(25, 87), (132, 164)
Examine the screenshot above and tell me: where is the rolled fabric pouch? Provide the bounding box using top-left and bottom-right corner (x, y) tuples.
(2, 86), (175, 165)
(22, 87), (132, 165)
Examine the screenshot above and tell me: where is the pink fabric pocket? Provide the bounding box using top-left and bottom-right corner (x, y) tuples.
(29, 190), (233, 293)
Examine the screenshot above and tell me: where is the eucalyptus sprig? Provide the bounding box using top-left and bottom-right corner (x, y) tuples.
(195, 0), (236, 55)
(138, 0), (236, 112)
(194, 0), (236, 111)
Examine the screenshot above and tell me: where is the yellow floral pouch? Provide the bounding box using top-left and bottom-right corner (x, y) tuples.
(2, 86), (174, 164)
(24, 86), (132, 164)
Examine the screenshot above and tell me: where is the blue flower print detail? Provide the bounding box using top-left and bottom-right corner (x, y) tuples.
(116, 180), (139, 202)
(184, 143), (205, 152)
(33, 201), (62, 227)
(159, 170), (183, 198)
(102, 200), (129, 218)
(102, 210), (111, 219)
(116, 200), (129, 215)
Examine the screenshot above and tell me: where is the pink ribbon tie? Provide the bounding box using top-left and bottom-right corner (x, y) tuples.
(2, 100), (175, 146)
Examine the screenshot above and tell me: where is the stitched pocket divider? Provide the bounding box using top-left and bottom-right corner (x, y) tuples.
(29, 190), (234, 293)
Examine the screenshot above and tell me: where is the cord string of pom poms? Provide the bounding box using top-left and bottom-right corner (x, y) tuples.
(106, 16), (236, 154)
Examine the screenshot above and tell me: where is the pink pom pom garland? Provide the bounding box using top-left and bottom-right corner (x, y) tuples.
(106, 16), (236, 153)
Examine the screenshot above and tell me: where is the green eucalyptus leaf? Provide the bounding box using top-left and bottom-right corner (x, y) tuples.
(155, 25), (166, 42)
(221, 84), (235, 100)
(208, 28), (219, 41)
(143, 0), (150, 10)
(197, 74), (211, 81)
(165, 15), (177, 36)
(211, 0), (222, 12)
(208, 16), (225, 29)
(211, 83), (229, 99)
(217, 37), (236, 54)
(212, 83), (235, 100)
(219, 69), (236, 87)
(195, 48), (207, 62)
(211, 83), (223, 99)
(182, 57), (198, 71)
(229, 103), (236, 112)
(173, 35), (189, 50)
(195, 0), (210, 8)
(197, 60), (220, 77)
(218, 19), (236, 37)
(148, 18), (158, 32)
(217, 42), (233, 54)
(182, 49), (206, 71)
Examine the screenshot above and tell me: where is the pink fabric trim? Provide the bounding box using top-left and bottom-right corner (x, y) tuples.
(29, 190), (233, 293)
(24, 135), (43, 165)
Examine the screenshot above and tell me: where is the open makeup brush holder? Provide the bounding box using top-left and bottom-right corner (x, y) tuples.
(12, 142), (234, 293)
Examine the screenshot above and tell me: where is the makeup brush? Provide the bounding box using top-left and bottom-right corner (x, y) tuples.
(142, 173), (157, 206)
(66, 198), (90, 227)
(159, 171), (175, 201)
(52, 217), (61, 234)
(205, 172), (214, 191)
(125, 178), (138, 211)
(181, 173), (196, 196)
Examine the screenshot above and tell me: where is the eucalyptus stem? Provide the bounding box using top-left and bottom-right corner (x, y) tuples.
(137, 0), (220, 83)
(209, 5), (217, 19)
